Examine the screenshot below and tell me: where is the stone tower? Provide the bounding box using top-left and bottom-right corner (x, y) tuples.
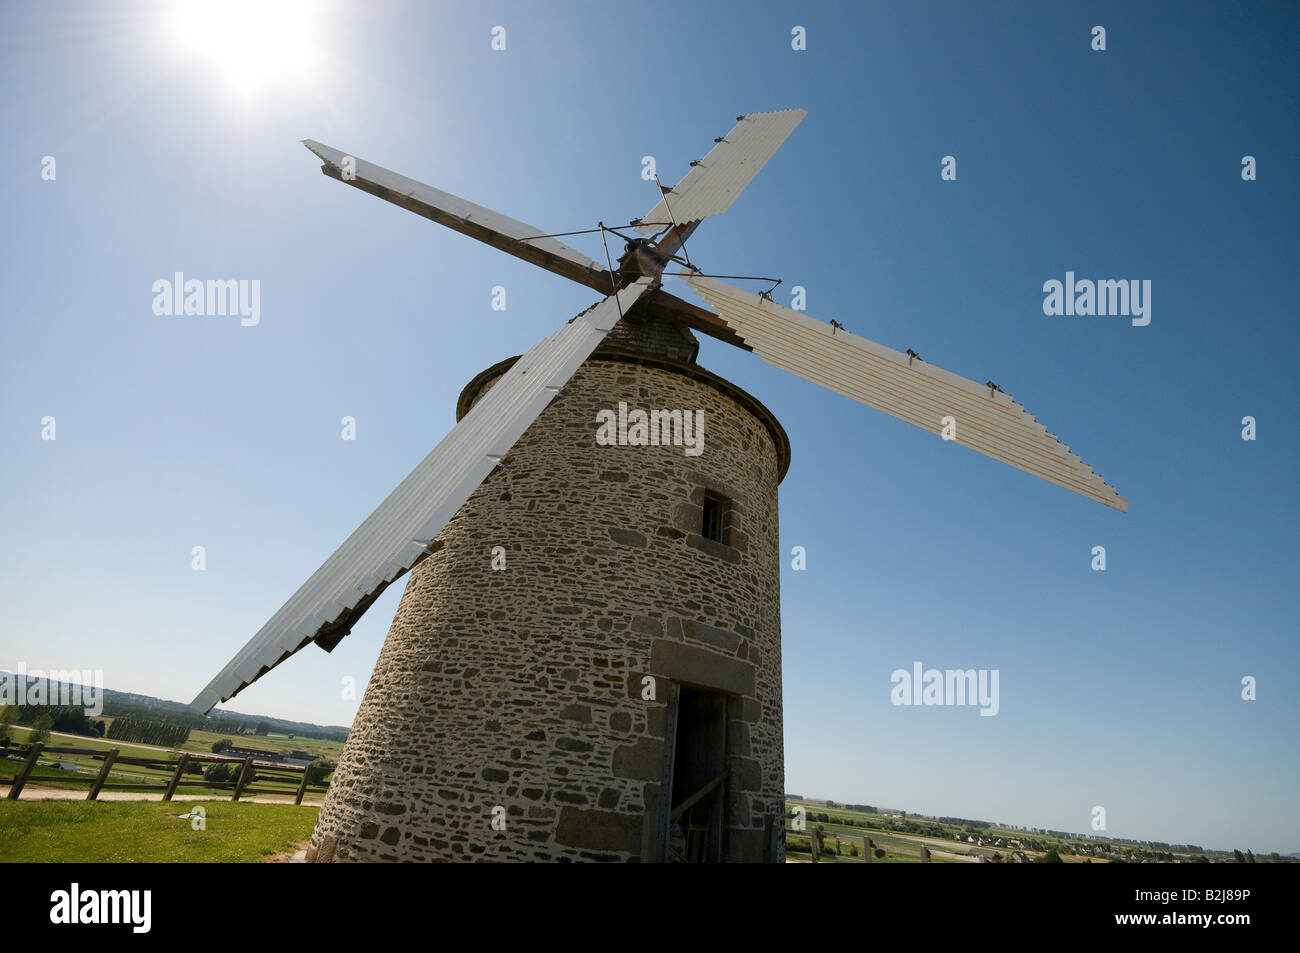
(307, 312), (790, 862)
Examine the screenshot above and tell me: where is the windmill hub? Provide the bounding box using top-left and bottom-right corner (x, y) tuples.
(616, 237), (672, 283)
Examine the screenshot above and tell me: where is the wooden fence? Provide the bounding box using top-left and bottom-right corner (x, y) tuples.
(785, 828), (933, 863)
(1, 742), (328, 805)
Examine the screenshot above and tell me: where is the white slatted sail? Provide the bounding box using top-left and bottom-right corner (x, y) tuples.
(634, 110), (807, 234)
(302, 140), (611, 292)
(685, 273), (1127, 512)
(190, 279), (654, 713)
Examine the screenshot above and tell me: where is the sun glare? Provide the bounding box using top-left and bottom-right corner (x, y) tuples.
(170, 0), (316, 91)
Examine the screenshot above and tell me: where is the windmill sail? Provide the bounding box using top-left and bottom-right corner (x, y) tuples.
(190, 278), (654, 713)
(634, 109), (807, 234)
(685, 272), (1127, 512)
(302, 140), (612, 293)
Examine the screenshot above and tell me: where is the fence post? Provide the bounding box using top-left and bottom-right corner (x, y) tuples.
(162, 753), (189, 802)
(87, 748), (120, 801)
(921, 844), (931, 863)
(810, 828), (820, 863)
(7, 743), (44, 800)
(294, 765), (312, 806)
(231, 757), (254, 802)
(863, 835), (872, 863)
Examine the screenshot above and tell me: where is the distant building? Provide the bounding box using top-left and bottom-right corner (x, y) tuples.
(226, 745), (283, 762)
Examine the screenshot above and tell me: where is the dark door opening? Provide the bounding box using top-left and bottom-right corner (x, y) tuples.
(665, 686), (728, 862)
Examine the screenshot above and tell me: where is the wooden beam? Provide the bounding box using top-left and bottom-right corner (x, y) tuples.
(7, 743), (43, 800)
(162, 753), (188, 802)
(644, 289), (752, 351)
(87, 748), (120, 801)
(652, 220), (701, 265)
(669, 769), (728, 823)
(321, 166), (615, 295)
(231, 757), (254, 802)
(651, 681), (682, 863)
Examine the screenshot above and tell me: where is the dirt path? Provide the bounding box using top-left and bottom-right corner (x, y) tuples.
(264, 842), (310, 862)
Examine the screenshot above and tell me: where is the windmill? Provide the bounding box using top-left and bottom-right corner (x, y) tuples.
(189, 109), (1125, 862)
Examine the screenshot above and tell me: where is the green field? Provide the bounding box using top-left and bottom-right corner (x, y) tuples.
(0, 800), (318, 862)
(183, 726), (345, 760)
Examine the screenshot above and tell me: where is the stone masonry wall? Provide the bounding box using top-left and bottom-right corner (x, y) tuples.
(309, 353), (786, 861)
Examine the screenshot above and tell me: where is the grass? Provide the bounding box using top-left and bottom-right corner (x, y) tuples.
(0, 800), (319, 862)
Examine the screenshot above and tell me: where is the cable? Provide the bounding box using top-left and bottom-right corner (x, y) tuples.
(651, 173), (694, 269)
(516, 222), (673, 243)
(597, 222), (624, 322)
(515, 226), (604, 242)
(664, 271), (783, 288)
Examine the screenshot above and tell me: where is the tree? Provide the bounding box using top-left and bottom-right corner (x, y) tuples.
(211, 738), (233, 753)
(30, 713), (53, 745)
(1233, 849), (1245, 863)
(305, 758), (335, 786)
(0, 704), (18, 743)
(1039, 849), (1064, 864)
(873, 848), (885, 859)
(204, 763), (233, 783)
(254, 722), (272, 736)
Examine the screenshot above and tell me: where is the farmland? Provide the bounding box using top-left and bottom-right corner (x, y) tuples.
(783, 798), (1242, 863)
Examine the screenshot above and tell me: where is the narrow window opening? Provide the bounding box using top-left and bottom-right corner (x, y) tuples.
(701, 493), (728, 544)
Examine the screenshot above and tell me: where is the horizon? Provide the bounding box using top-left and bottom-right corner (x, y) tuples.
(1, 670), (1288, 855)
(3, 0), (1297, 856)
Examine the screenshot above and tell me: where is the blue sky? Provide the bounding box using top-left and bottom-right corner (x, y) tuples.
(1, 1), (1296, 854)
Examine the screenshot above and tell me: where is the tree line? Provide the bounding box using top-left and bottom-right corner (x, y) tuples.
(0, 704), (106, 740)
(105, 715), (191, 748)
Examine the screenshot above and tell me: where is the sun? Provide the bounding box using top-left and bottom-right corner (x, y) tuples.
(169, 0), (317, 91)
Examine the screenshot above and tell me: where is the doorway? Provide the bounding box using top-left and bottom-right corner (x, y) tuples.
(664, 686), (728, 862)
